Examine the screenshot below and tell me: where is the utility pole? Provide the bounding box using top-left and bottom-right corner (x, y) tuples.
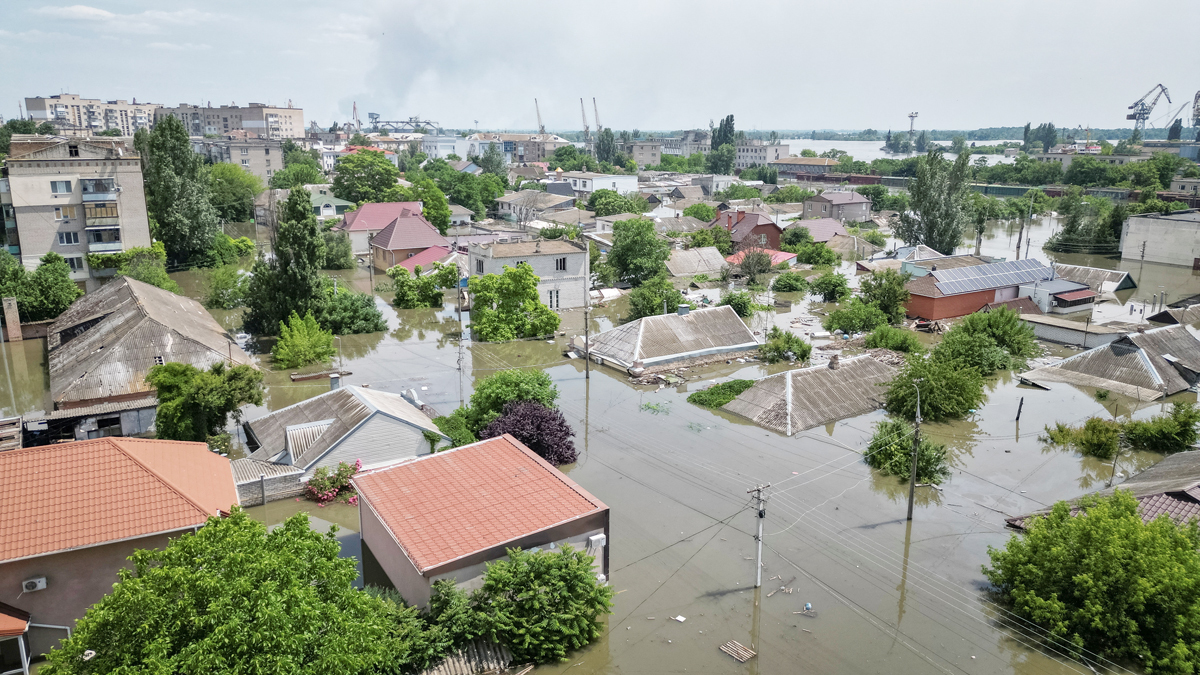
(367, 232), (375, 292)
(748, 484), (770, 587)
(907, 380), (924, 521)
(584, 305), (590, 379)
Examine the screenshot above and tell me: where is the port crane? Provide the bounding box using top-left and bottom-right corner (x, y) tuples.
(535, 99), (545, 134)
(1127, 84), (1170, 132)
(593, 98), (603, 132)
(580, 98), (590, 142)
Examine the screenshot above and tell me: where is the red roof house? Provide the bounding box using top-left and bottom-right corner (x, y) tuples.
(352, 434), (609, 607)
(712, 211), (783, 249)
(370, 210), (451, 271)
(0, 438), (238, 656)
(726, 248), (797, 267)
(396, 245), (452, 273)
(335, 201), (424, 254)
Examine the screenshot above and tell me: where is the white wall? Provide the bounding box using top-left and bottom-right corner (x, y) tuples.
(1121, 212), (1200, 267)
(469, 249), (589, 310)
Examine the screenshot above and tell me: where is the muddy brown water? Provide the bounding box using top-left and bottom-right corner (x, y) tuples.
(0, 214), (1196, 674)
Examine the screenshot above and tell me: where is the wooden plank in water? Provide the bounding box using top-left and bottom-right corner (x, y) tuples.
(720, 640), (757, 663)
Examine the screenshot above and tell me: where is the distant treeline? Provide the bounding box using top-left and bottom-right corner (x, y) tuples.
(548, 127), (1187, 143)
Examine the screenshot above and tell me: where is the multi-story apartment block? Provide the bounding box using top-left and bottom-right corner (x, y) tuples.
(661, 130), (712, 157)
(465, 133), (569, 163)
(156, 102), (304, 140)
(24, 94), (161, 137)
(1, 136), (152, 292)
(468, 238), (589, 310)
(191, 133), (283, 183)
(734, 140), (790, 170)
(618, 141), (662, 168)
(561, 171), (639, 200)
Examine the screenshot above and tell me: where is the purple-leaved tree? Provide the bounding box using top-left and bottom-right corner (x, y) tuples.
(480, 400), (577, 465)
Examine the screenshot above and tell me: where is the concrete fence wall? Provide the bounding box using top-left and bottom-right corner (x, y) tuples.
(236, 473), (306, 506)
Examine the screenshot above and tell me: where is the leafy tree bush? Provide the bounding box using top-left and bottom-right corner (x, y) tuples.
(684, 226), (733, 255)
(759, 326), (812, 364)
(736, 248), (773, 284)
(852, 184), (888, 207)
(272, 311), (336, 368)
(683, 203), (717, 221)
(1125, 401), (1200, 453)
(859, 229), (888, 247)
(586, 189), (648, 217)
(332, 149), (401, 204)
(608, 217), (670, 286)
(823, 298), (889, 334)
(321, 231), (355, 270)
(389, 262), (459, 309)
(0, 252), (84, 323)
(884, 353), (985, 422)
(792, 242), (841, 266)
(864, 325), (925, 353)
(467, 369), (559, 434)
(315, 281), (387, 335)
(41, 510), (433, 675)
(304, 459), (360, 504)
(1040, 417), (1121, 459)
(203, 264), (249, 309)
(244, 188), (326, 335)
(933, 329), (1014, 375)
(780, 226), (812, 249)
(895, 148), (971, 254)
(628, 274), (690, 320)
(143, 115), (221, 263)
(946, 307), (1038, 365)
(858, 269), (911, 324)
(480, 400), (577, 465)
(433, 409), (477, 448)
(468, 263), (560, 341)
(984, 490), (1200, 675)
(765, 185), (815, 204)
(0, 119), (55, 156)
(772, 271), (808, 293)
(146, 362), (263, 442)
(208, 162), (264, 222)
(719, 290), (754, 318)
(269, 163), (325, 189)
(810, 272), (851, 302)
(475, 546), (614, 664)
(687, 380), (755, 408)
(865, 418), (950, 484)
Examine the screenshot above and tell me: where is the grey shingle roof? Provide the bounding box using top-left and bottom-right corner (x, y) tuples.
(665, 247), (727, 277)
(584, 305), (757, 369)
(1052, 264), (1137, 293)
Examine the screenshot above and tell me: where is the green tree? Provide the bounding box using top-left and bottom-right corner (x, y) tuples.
(273, 311), (336, 368)
(864, 325), (925, 353)
(865, 418), (950, 483)
(19, 252), (84, 322)
(315, 280), (386, 335)
(771, 270), (808, 293)
(950, 306), (1037, 362)
(401, 178), (452, 234)
(736, 247), (773, 284)
(243, 188), (326, 335)
(780, 226), (812, 249)
(853, 184), (889, 208)
(895, 148), (971, 254)
(595, 128), (616, 163)
(800, 148), (818, 157)
(984, 490), (1200, 675)
(146, 361), (264, 442)
(143, 115), (220, 263)
(858, 269), (911, 324)
(765, 185), (816, 204)
(332, 150), (401, 203)
(476, 546), (614, 664)
(321, 231), (355, 270)
(0, 119), (55, 156)
(387, 262), (459, 309)
(759, 326), (812, 363)
(42, 510), (435, 675)
(270, 163), (325, 189)
(915, 131), (928, 152)
(792, 242), (841, 266)
(628, 274), (689, 320)
(706, 144), (735, 175)
(465, 369), (559, 434)
(683, 203), (717, 221)
(718, 290), (755, 318)
(478, 141), (507, 177)
(120, 243), (181, 294)
(348, 132), (371, 147)
(608, 217), (670, 286)
(203, 265), (249, 309)
(823, 298), (889, 334)
(884, 353), (984, 422)
(208, 162), (264, 222)
(468, 263), (561, 341)
(810, 271), (851, 302)
(712, 115), (735, 150)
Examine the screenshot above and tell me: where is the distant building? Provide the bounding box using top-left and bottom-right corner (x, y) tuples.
(734, 139), (790, 170)
(784, 218), (848, 244)
(1019, 278), (1096, 315)
(1030, 151), (1149, 171)
(574, 305), (757, 372)
(1120, 210), (1200, 267)
(507, 165), (546, 184)
(465, 133), (570, 163)
(714, 210), (783, 249)
(421, 133), (459, 159)
(24, 93), (161, 137)
(803, 191), (872, 222)
(769, 157), (838, 179)
(690, 174), (737, 196)
(561, 172), (639, 200)
(322, 145), (398, 172)
(495, 190), (576, 223)
(1, 136), (152, 291)
(665, 247), (727, 277)
(309, 186), (354, 220)
(1171, 178), (1200, 195)
(155, 102), (304, 140)
(448, 203), (475, 226)
(334, 201), (424, 254)
(661, 130), (713, 156)
(619, 140), (662, 168)
(190, 133), (282, 183)
(468, 238), (589, 310)
(369, 208), (450, 271)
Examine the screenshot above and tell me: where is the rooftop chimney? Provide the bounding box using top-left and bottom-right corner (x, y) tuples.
(330, 373), (341, 390)
(828, 354), (840, 370)
(677, 304), (690, 316)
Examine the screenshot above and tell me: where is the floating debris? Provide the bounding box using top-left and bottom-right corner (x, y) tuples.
(720, 641), (757, 663)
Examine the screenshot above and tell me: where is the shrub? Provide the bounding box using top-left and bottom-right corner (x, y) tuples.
(692, 273), (710, 283)
(389, 261), (458, 309)
(683, 203), (717, 222)
(780, 226), (812, 249)
(321, 231), (354, 269)
(864, 419), (951, 484)
(719, 290), (754, 318)
(864, 325), (925, 353)
(772, 271), (808, 293)
(316, 282), (387, 334)
(809, 272), (851, 302)
(304, 459), (361, 505)
(933, 329), (1013, 375)
(861, 229), (887, 247)
(480, 400), (577, 465)
(858, 269), (911, 324)
(823, 298), (889, 334)
(204, 265), (249, 309)
(272, 311), (336, 368)
(793, 242), (841, 266)
(466, 369), (558, 434)
(737, 249), (774, 283)
(955, 307), (1038, 361)
(628, 274), (690, 321)
(434, 409), (476, 448)
(759, 326), (812, 364)
(687, 379), (755, 408)
(1125, 401), (1200, 453)
(884, 353), (985, 422)
(773, 261), (792, 271)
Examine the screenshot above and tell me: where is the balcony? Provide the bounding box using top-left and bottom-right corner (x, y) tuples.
(86, 216), (120, 227)
(83, 191), (119, 202)
(88, 241), (124, 253)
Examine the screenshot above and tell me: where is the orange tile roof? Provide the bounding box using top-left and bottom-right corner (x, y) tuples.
(0, 602), (30, 637)
(0, 438), (238, 563)
(352, 435), (606, 573)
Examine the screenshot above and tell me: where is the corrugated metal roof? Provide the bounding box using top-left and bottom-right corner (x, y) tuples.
(587, 306), (757, 368)
(229, 458), (304, 484)
(1020, 314), (1125, 334)
(1056, 289), (1098, 302)
(286, 419), (334, 462)
(983, 298), (1043, 315)
(1053, 264), (1136, 293)
(47, 277), (255, 406)
(1149, 304), (1200, 326)
(24, 395), (158, 422)
(419, 639), (513, 675)
(722, 356), (896, 435)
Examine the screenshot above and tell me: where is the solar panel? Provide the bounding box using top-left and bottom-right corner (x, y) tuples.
(933, 258), (1051, 296)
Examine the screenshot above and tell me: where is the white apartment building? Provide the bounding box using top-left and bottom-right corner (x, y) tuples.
(25, 94), (161, 137)
(1, 136), (152, 292)
(156, 102), (304, 140)
(468, 239), (589, 310)
(735, 140), (790, 170)
(191, 135), (283, 183)
(561, 172), (638, 200)
(421, 134), (459, 159)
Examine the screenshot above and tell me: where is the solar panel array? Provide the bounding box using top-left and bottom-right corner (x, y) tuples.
(933, 258), (1053, 296)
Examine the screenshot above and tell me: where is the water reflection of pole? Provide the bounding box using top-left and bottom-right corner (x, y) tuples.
(907, 380), (923, 521)
(895, 519), (913, 634)
(0, 334), (13, 415)
(750, 586), (762, 675)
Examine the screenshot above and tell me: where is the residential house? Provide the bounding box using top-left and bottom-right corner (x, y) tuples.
(803, 191), (872, 222)
(905, 258), (1057, 320)
(32, 277), (253, 445)
(310, 186), (354, 220)
(901, 253), (990, 277)
(769, 157), (839, 179)
(1019, 314), (1128, 349)
(826, 233), (882, 260)
(448, 203), (474, 226)
(1052, 264), (1137, 294)
(1019, 278), (1096, 315)
(156, 101), (304, 140)
(785, 218), (848, 244)
(734, 139), (790, 170)
(723, 356), (897, 435)
(665, 247), (727, 277)
(369, 209), (451, 271)
(652, 215), (710, 237)
(714, 210), (783, 249)
(618, 140), (662, 168)
(1, 136), (152, 291)
(669, 185), (705, 201)
(542, 208), (596, 228)
(573, 305), (758, 372)
(494, 190), (576, 223)
(447, 159), (482, 175)
(0, 438), (237, 656)
(1170, 178), (1200, 195)
(394, 245), (453, 274)
(1020, 325), (1200, 400)
(691, 174), (737, 196)
(25, 93), (161, 137)
(1148, 304), (1200, 325)
(334, 201), (424, 254)
(561, 172), (639, 200)
(237, 385), (449, 504)
(190, 133), (282, 183)
(507, 165), (546, 185)
(465, 133), (569, 163)
(726, 248), (797, 268)
(1120, 210), (1200, 267)
(1031, 151), (1149, 172)
(468, 238), (589, 310)
(353, 434), (609, 608)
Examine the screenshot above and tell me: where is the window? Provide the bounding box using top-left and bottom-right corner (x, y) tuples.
(555, 256), (567, 271)
(241, 159), (249, 166)
(265, 159), (270, 167)
(154, 355), (165, 366)
(822, 205), (827, 213)
(264, 147), (270, 155)
(85, 202), (118, 218)
(54, 206), (77, 221)
(50, 180), (72, 194)
(240, 147), (249, 155)
(475, 260), (484, 274)
(759, 234), (768, 245)
(64, 256), (84, 271)
(68, 145), (79, 157)
(548, 289), (560, 309)
(58, 231), (79, 245)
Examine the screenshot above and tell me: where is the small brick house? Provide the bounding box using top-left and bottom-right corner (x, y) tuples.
(713, 210), (783, 250)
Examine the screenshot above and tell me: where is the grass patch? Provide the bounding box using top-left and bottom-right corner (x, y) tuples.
(640, 401), (671, 415)
(687, 379), (755, 409)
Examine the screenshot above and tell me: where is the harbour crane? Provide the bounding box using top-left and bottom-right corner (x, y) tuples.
(593, 98), (603, 132)
(1126, 84), (1170, 132)
(352, 102), (362, 133)
(580, 98), (591, 142)
(535, 99), (545, 135)
(1192, 91), (1200, 128)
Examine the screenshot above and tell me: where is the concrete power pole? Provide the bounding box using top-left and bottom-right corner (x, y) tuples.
(748, 484), (770, 587)
(906, 380), (924, 521)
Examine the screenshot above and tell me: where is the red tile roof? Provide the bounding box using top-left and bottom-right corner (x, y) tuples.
(786, 218), (848, 243)
(0, 602), (30, 637)
(344, 145), (396, 155)
(1055, 289), (1098, 302)
(0, 438), (238, 563)
(352, 435), (606, 573)
(372, 212), (451, 252)
(398, 246), (452, 273)
(726, 249), (797, 266)
(338, 202), (424, 232)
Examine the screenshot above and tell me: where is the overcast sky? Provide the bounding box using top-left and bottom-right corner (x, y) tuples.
(4, 1), (1198, 134)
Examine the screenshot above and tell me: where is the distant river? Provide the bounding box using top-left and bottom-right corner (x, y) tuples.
(778, 139), (1019, 166)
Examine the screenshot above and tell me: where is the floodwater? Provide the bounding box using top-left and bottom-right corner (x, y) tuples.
(1, 211), (1197, 674)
